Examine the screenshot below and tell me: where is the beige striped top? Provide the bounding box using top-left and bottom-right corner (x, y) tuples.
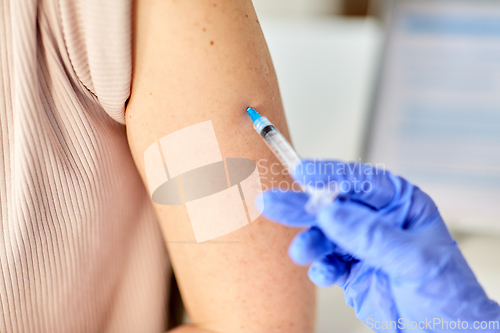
(0, 0), (169, 332)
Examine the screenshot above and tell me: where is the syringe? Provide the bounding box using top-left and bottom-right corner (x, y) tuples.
(247, 107), (337, 214)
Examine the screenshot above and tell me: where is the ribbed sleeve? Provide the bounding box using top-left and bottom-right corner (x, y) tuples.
(0, 0), (169, 332)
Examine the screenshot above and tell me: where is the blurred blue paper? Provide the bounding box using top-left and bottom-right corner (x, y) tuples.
(366, 0), (500, 233)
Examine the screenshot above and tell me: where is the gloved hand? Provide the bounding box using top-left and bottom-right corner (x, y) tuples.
(259, 160), (500, 332)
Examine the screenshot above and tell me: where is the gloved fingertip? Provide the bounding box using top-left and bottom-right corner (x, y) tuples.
(307, 255), (349, 288)
(288, 227), (334, 266)
(288, 234), (311, 265)
(255, 193), (265, 213)
(307, 261), (337, 288)
(256, 190), (317, 227)
(289, 246), (313, 266)
(255, 190), (281, 217)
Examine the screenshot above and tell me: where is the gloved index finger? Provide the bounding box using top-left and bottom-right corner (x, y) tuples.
(257, 190), (317, 227)
(293, 160), (399, 210)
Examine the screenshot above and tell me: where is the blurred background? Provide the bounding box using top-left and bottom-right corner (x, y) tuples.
(251, 0), (500, 332)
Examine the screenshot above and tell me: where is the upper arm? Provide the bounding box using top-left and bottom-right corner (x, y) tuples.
(126, 0), (315, 331)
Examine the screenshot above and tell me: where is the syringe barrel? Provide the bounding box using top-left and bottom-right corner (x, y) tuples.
(253, 116), (301, 172)
(252, 114), (337, 214)
(262, 129), (302, 172)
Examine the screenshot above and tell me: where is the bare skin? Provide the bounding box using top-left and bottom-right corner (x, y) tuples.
(126, 0), (315, 332)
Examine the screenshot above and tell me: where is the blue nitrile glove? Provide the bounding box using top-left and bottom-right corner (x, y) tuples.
(259, 160), (500, 332)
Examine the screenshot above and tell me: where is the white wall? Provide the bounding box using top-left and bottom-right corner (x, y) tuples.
(261, 17), (381, 161)
(252, 0), (342, 17)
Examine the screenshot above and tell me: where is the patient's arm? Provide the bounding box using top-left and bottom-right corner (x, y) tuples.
(126, 0), (315, 332)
